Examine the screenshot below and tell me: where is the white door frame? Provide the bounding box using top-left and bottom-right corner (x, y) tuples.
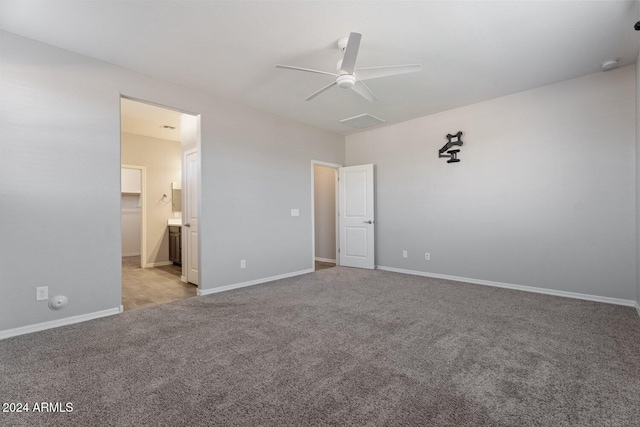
(311, 160), (342, 270)
(183, 147), (200, 287)
(121, 164), (147, 268)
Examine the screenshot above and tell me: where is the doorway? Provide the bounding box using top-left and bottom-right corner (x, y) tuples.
(312, 162), (376, 271)
(121, 164), (145, 267)
(312, 161), (340, 271)
(120, 97), (200, 311)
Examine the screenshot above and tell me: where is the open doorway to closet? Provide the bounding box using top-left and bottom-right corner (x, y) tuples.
(120, 97), (199, 311)
(312, 161), (340, 271)
(312, 162), (376, 271)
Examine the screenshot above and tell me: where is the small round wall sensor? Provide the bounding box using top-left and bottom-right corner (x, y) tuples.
(601, 59), (619, 72)
(49, 295), (68, 310)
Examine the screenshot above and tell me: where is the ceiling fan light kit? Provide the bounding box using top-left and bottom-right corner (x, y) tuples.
(275, 32), (422, 102)
(337, 74), (356, 89)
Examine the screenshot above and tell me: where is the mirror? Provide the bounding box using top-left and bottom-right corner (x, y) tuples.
(171, 182), (182, 212)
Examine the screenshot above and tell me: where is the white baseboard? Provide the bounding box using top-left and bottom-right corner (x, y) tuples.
(181, 276), (187, 283)
(122, 252), (141, 257)
(198, 268), (314, 296)
(315, 257), (336, 264)
(145, 261), (173, 268)
(376, 266), (637, 308)
(0, 306), (122, 340)
(635, 302), (640, 318)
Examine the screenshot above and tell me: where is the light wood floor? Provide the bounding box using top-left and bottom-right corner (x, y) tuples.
(122, 256), (197, 311)
(315, 261), (336, 271)
(122, 258), (334, 311)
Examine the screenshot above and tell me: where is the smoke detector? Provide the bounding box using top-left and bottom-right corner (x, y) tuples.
(601, 59), (619, 72)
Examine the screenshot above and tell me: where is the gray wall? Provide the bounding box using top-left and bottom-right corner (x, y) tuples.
(637, 48), (640, 306)
(0, 32), (344, 332)
(314, 165), (336, 261)
(346, 65), (636, 301)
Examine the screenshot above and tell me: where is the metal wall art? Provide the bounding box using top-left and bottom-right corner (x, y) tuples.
(438, 131), (464, 163)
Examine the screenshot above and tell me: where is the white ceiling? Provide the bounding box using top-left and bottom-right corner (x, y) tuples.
(1, 1), (639, 136)
(121, 98), (182, 142)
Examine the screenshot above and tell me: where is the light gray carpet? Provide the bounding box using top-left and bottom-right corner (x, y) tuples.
(1, 267), (639, 426)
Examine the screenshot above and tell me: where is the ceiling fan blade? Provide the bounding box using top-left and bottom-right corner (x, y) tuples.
(276, 64), (338, 77)
(305, 81), (338, 101)
(339, 32), (361, 75)
(356, 64), (422, 81)
(351, 81), (378, 102)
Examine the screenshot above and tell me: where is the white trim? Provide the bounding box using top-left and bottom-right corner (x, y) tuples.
(181, 275), (187, 283)
(311, 160), (342, 271)
(197, 269), (314, 296)
(313, 160), (343, 168)
(0, 307), (122, 340)
(122, 252), (141, 257)
(635, 302), (640, 317)
(145, 260), (174, 268)
(376, 266), (637, 307)
(315, 257), (336, 263)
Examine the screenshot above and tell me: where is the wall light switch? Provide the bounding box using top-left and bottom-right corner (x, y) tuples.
(240, 259), (246, 269)
(402, 250), (408, 258)
(36, 286), (48, 301)
(291, 209), (300, 217)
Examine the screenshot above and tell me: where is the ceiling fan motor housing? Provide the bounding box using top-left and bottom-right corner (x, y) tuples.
(337, 74), (356, 89)
(337, 36), (349, 50)
(275, 32), (421, 101)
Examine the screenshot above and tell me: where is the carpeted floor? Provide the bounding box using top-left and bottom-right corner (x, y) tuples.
(1, 267), (639, 426)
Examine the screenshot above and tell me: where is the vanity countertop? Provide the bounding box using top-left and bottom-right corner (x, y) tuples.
(167, 219), (182, 227)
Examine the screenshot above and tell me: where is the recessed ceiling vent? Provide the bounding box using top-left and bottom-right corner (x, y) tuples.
(339, 113), (386, 129)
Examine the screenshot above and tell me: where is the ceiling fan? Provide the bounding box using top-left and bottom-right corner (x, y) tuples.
(276, 32), (421, 102)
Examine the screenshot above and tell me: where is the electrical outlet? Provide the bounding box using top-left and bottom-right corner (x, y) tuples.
(240, 259), (246, 269)
(402, 250), (408, 258)
(291, 209), (300, 217)
(36, 286), (48, 301)
(425, 252), (431, 261)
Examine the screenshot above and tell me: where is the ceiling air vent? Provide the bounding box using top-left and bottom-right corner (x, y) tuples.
(340, 113), (385, 129)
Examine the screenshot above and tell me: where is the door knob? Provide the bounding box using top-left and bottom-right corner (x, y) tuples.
(184, 223), (191, 227)
(363, 220), (373, 224)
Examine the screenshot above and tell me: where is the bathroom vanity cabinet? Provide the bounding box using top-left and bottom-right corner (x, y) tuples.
(169, 226), (182, 266)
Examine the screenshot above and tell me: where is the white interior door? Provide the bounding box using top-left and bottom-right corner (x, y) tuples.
(185, 150), (199, 285)
(339, 164), (375, 269)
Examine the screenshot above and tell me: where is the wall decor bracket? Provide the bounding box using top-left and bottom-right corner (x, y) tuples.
(439, 131), (463, 163)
